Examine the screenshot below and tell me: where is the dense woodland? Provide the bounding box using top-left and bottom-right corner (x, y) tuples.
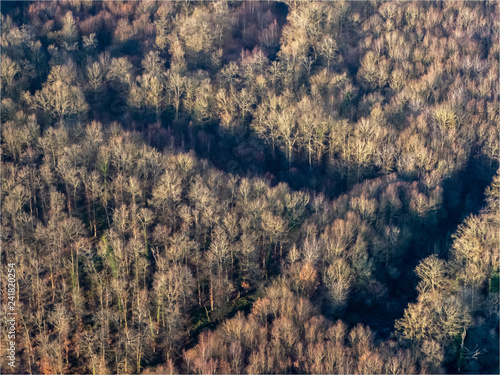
(0, 1), (499, 374)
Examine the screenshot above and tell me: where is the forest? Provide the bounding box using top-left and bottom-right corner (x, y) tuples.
(0, 0), (498, 374)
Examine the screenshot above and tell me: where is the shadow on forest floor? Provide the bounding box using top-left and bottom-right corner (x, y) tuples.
(141, 114), (497, 341)
(90, 101), (497, 359)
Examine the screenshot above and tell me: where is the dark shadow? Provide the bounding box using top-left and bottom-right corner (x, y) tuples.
(0, 1), (28, 23)
(271, 1), (289, 26)
(342, 154), (497, 340)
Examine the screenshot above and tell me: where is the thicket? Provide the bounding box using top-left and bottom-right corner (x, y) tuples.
(1, 1), (498, 374)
